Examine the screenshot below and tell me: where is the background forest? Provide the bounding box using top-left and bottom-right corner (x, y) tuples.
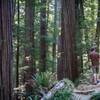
(0, 0), (100, 100)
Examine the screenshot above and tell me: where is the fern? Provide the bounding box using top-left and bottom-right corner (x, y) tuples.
(91, 93), (100, 100)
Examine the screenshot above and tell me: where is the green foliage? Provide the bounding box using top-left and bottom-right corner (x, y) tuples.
(52, 88), (71, 100)
(34, 95), (38, 100)
(91, 93), (100, 100)
(32, 72), (53, 88)
(13, 0), (100, 100)
(62, 79), (74, 92)
(51, 79), (74, 100)
(33, 73), (48, 87)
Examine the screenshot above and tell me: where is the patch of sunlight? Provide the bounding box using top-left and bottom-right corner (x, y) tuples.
(20, 66), (30, 70)
(36, 61), (39, 65)
(49, 14), (53, 21)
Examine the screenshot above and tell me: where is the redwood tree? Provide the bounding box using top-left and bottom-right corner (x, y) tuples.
(0, 1), (3, 98)
(57, 0), (79, 81)
(16, 0), (20, 87)
(0, 0), (13, 100)
(75, 0), (84, 73)
(40, 0), (47, 72)
(23, 0), (36, 82)
(52, 0), (57, 72)
(95, 0), (100, 51)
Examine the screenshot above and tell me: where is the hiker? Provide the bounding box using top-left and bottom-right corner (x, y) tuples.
(89, 47), (99, 84)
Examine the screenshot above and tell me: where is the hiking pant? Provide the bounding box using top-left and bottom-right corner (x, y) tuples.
(92, 66), (99, 74)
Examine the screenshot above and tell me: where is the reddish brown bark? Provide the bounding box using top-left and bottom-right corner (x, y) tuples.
(57, 0), (79, 81)
(0, 1), (3, 99)
(0, 0), (13, 100)
(57, 5), (65, 80)
(40, 0), (47, 72)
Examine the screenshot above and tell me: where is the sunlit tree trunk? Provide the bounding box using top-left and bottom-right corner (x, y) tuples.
(52, 0), (57, 72)
(96, 0), (100, 52)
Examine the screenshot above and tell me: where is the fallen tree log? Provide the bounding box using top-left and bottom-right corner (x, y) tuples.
(41, 79), (74, 100)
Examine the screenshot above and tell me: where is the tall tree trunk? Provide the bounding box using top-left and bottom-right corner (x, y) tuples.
(58, 0), (79, 81)
(75, 0), (84, 73)
(79, 0), (84, 73)
(46, 0), (50, 27)
(40, 0), (47, 72)
(0, 0), (13, 100)
(24, 0), (36, 82)
(16, 0), (20, 87)
(57, 0), (64, 80)
(15, 0), (20, 99)
(52, 0), (57, 72)
(0, 1), (3, 99)
(57, 22), (65, 80)
(95, 0), (100, 52)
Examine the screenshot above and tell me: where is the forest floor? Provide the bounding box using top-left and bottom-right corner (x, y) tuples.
(72, 69), (100, 100)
